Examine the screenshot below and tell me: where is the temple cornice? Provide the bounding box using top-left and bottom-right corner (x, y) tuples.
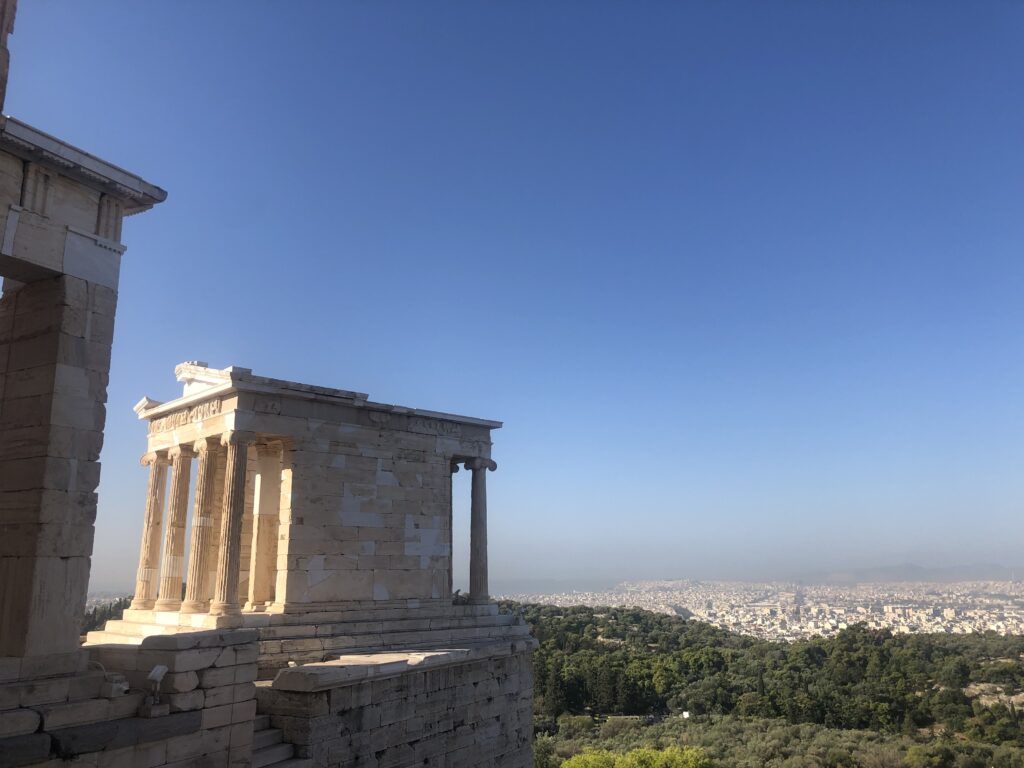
(0, 116), (167, 214)
(137, 362), (504, 430)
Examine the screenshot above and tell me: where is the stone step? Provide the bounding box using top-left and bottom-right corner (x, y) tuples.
(269, 603), (499, 624)
(83, 630), (144, 646)
(256, 628), (529, 663)
(106, 620), (186, 637)
(262, 622), (527, 648)
(84, 621), (183, 644)
(254, 727), (283, 750)
(87, 610), (522, 647)
(254, 714), (270, 731)
(253, 742), (294, 768)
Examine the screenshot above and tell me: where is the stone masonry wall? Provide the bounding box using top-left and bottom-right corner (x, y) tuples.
(0, 629), (258, 768)
(256, 647), (534, 768)
(0, 274), (119, 657)
(276, 434), (457, 608)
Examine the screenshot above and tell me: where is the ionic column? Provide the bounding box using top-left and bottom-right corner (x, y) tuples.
(203, 450), (227, 605)
(466, 457), (497, 604)
(154, 445), (195, 611)
(181, 438), (220, 614)
(246, 443), (282, 611)
(130, 452), (169, 610)
(210, 431), (253, 617)
(448, 461), (460, 599)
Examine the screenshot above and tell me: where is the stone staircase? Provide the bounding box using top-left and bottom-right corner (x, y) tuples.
(252, 714), (310, 768)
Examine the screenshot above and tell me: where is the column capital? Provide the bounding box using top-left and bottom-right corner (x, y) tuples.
(140, 450), (168, 467)
(221, 430), (256, 448)
(464, 457), (497, 472)
(193, 436), (221, 455)
(254, 439), (285, 457)
(167, 444), (196, 461)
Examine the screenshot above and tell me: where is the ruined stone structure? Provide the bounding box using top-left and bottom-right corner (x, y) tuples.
(0, 5), (533, 764)
(92, 362), (504, 634)
(0, 75), (166, 666)
(81, 363), (535, 767)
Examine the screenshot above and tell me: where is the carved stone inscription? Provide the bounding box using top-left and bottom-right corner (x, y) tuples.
(254, 398), (281, 415)
(149, 399), (223, 434)
(409, 417), (461, 437)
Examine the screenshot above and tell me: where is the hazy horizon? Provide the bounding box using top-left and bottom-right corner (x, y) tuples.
(88, 557), (1024, 596)
(11, 3), (1023, 597)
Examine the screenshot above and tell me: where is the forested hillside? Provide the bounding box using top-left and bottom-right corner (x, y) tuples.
(511, 602), (1024, 767)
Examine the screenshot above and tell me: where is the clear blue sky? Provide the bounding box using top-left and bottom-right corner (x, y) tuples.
(11, 2), (1024, 591)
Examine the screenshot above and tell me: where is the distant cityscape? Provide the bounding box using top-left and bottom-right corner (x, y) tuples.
(84, 592), (129, 611)
(87, 578), (1024, 641)
(498, 579), (1024, 640)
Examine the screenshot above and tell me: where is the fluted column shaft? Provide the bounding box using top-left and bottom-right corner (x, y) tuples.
(210, 431), (252, 617)
(154, 446), (194, 611)
(203, 450), (226, 605)
(247, 443), (282, 611)
(181, 439), (221, 613)
(448, 461), (459, 599)
(130, 452), (168, 610)
(467, 457), (497, 604)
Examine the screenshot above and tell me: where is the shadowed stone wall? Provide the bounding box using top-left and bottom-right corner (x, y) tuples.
(1, 629), (257, 768)
(256, 642), (534, 768)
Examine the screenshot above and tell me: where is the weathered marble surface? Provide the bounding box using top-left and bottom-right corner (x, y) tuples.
(257, 644), (535, 768)
(0, 10), (533, 763)
(0, 101), (165, 661)
(80, 364), (535, 768)
(106, 362), (503, 634)
(0, 629), (259, 768)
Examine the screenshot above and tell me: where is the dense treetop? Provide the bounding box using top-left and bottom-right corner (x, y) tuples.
(508, 602), (1024, 766)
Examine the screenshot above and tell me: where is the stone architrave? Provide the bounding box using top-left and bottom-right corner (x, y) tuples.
(153, 445), (194, 611)
(210, 431), (252, 617)
(180, 438), (220, 614)
(129, 452), (168, 610)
